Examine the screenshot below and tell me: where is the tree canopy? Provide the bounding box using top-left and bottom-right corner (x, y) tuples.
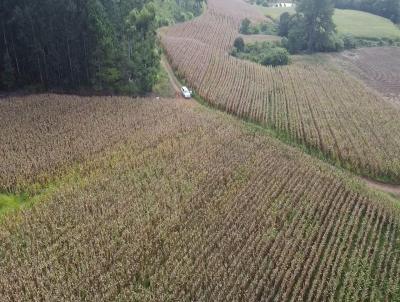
(297, 0), (336, 52)
(278, 0), (344, 53)
(0, 0), (205, 94)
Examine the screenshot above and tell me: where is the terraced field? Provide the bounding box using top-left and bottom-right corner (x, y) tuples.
(1, 94), (400, 301)
(161, 0), (400, 182)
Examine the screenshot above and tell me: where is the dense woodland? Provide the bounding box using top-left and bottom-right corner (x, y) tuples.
(0, 0), (204, 94)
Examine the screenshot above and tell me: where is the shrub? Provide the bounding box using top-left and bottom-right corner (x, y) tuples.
(342, 34), (357, 49)
(240, 18), (278, 35)
(232, 41), (290, 67)
(261, 47), (291, 66)
(317, 34), (344, 52)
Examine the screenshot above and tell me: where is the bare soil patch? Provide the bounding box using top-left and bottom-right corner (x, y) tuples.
(363, 177), (400, 198)
(161, 55), (181, 94)
(332, 47), (400, 102)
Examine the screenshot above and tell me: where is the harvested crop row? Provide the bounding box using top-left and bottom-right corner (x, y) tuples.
(333, 47), (400, 100)
(161, 0), (400, 182)
(0, 96), (399, 301)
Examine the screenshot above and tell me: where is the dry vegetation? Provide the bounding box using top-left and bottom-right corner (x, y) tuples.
(1, 95), (400, 301)
(161, 0), (400, 182)
(2, 0), (400, 300)
(0, 94), (183, 192)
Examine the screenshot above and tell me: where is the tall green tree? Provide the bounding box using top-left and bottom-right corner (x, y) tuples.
(87, 0), (120, 90)
(297, 0), (336, 52)
(240, 18), (251, 34)
(126, 2), (159, 94)
(278, 12), (291, 37)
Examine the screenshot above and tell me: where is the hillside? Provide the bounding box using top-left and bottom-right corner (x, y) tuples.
(331, 47), (400, 102)
(1, 94), (399, 300)
(260, 6), (400, 39)
(1, 0), (400, 300)
(161, 0), (400, 183)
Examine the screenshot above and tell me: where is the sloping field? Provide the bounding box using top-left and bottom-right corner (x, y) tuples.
(334, 9), (400, 39)
(161, 0), (400, 182)
(332, 47), (400, 101)
(260, 6), (400, 39)
(1, 94), (400, 301)
(0, 94), (184, 192)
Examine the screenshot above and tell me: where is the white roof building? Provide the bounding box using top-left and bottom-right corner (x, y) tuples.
(272, 3), (295, 8)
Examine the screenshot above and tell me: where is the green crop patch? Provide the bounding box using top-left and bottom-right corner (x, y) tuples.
(0, 193), (30, 216)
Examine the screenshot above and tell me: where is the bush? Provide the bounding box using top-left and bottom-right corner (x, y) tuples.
(342, 34), (357, 49)
(232, 41), (291, 67)
(317, 34), (344, 52)
(261, 47), (291, 66)
(240, 18), (278, 35)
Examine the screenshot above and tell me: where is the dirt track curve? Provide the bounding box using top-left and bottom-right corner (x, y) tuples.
(363, 177), (400, 198)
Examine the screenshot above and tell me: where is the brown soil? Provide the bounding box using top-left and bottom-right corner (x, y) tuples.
(362, 177), (400, 198)
(331, 47), (400, 102)
(161, 55), (181, 95)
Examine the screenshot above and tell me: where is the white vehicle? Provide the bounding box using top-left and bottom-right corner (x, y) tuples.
(181, 86), (192, 99)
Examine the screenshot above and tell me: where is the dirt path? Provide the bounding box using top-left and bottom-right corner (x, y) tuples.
(161, 55), (181, 95)
(362, 177), (400, 198)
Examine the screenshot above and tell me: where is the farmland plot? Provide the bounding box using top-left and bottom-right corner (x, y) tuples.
(161, 0), (400, 182)
(332, 47), (400, 103)
(0, 95), (400, 301)
(0, 95), (186, 192)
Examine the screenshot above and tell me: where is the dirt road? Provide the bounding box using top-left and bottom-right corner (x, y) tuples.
(161, 55), (181, 95)
(362, 177), (400, 199)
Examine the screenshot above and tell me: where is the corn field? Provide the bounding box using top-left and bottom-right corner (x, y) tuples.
(161, 0), (400, 182)
(0, 94), (184, 192)
(0, 94), (400, 301)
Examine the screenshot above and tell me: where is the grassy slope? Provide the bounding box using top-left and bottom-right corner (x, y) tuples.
(260, 7), (400, 39)
(334, 9), (400, 39)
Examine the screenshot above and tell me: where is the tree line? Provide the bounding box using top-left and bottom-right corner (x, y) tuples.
(0, 0), (204, 94)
